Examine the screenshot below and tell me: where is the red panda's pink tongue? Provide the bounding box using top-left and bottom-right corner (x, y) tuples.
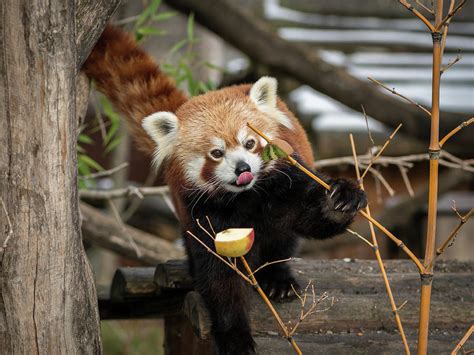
(236, 171), (254, 186)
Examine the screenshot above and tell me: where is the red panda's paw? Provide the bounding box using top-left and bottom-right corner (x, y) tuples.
(327, 178), (367, 214)
(260, 277), (301, 303)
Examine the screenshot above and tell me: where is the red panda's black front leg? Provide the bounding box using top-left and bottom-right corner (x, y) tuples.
(294, 177), (367, 239)
(186, 238), (256, 355)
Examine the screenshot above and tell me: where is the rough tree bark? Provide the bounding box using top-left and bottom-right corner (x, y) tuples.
(0, 0), (117, 353)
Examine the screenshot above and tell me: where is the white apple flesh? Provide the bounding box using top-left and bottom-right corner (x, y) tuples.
(214, 228), (255, 257)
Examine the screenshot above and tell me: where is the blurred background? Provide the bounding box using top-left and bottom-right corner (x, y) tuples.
(78, 1), (473, 353)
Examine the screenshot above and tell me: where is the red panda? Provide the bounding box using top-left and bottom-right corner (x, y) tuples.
(83, 26), (367, 355)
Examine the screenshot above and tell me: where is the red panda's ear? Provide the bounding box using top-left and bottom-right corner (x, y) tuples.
(142, 112), (179, 168)
(249, 77), (293, 130)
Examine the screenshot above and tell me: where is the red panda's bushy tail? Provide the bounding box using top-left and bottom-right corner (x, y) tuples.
(82, 25), (187, 155)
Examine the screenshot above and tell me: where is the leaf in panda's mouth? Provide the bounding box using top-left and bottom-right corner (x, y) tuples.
(261, 139), (294, 162)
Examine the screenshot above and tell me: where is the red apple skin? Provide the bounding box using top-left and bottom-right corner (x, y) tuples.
(245, 230), (255, 253)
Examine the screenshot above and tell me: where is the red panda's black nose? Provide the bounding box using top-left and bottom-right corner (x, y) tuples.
(235, 161), (251, 175)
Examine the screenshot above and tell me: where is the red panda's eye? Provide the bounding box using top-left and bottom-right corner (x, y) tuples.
(210, 149), (224, 159)
(245, 139), (256, 150)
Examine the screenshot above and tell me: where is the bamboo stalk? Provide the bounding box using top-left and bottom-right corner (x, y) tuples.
(417, 1), (444, 353)
(350, 134), (410, 355)
(239, 256), (302, 355)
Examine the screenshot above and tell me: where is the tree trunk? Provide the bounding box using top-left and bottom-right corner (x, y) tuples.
(0, 0), (115, 353)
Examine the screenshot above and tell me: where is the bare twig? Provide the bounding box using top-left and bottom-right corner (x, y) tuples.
(345, 228), (374, 248)
(196, 218), (216, 241)
(441, 54), (462, 75)
(107, 199), (142, 258)
(399, 165), (415, 197)
(79, 162), (129, 180)
(80, 185), (169, 200)
(439, 118), (474, 148)
(399, 0), (436, 32)
(416, 0), (435, 14)
(435, 0), (467, 31)
(452, 325), (474, 355)
(288, 281), (331, 336)
(368, 77), (431, 117)
(430, 207), (473, 268)
(360, 124), (403, 181)
(250, 258), (293, 276)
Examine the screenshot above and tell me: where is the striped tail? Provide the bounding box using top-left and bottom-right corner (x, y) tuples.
(82, 25), (187, 155)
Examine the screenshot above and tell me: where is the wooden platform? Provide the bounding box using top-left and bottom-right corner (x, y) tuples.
(99, 259), (473, 354)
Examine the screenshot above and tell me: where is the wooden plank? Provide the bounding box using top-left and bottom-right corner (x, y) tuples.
(254, 329), (469, 354)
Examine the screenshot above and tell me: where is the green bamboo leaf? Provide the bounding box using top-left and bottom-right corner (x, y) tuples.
(169, 39), (188, 55)
(272, 145), (287, 158)
(104, 136), (123, 154)
(187, 13), (195, 42)
(136, 27), (167, 37)
(136, 0), (162, 28)
(79, 155), (103, 172)
(78, 134), (93, 145)
(152, 11), (177, 22)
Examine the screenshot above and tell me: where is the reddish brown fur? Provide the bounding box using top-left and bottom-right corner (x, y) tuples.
(82, 25), (187, 154)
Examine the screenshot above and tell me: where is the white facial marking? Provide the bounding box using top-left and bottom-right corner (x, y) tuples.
(185, 156), (206, 185)
(250, 77), (294, 130)
(210, 137), (225, 150)
(142, 111), (179, 168)
(215, 147), (262, 192)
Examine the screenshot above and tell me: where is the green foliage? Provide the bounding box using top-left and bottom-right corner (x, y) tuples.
(261, 144), (288, 162)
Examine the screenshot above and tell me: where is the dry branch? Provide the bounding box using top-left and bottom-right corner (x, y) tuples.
(80, 202), (184, 265)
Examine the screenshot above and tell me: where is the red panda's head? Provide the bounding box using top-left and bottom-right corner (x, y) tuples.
(142, 77), (300, 194)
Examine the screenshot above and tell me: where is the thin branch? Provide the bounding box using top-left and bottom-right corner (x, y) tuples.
(398, 0), (436, 32)
(398, 165), (415, 197)
(79, 162), (129, 180)
(441, 0), (456, 59)
(368, 77), (431, 117)
(345, 228), (374, 248)
(360, 123), (403, 181)
(431, 207), (473, 266)
(250, 258), (293, 276)
(364, 165), (396, 197)
(196, 218), (216, 241)
(416, 0), (435, 14)
(452, 325), (474, 355)
(80, 185), (169, 200)
(435, 0), (467, 31)
(439, 117), (474, 148)
(107, 199), (142, 258)
(441, 54), (462, 75)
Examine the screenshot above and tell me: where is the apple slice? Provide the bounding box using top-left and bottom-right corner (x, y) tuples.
(214, 228), (255, 257)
